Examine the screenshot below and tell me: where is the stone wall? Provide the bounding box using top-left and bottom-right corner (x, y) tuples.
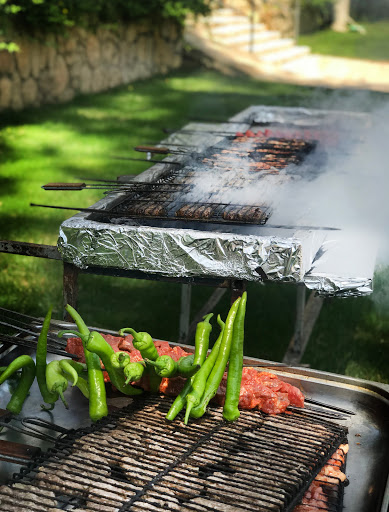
(0, 20), (182, 111)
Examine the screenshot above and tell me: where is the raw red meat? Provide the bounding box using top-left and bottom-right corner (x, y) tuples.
(65, 334), (304, 413)
(293, 445), (348, 512)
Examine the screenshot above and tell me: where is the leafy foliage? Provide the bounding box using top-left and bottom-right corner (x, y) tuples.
(0, 0), (212, 48)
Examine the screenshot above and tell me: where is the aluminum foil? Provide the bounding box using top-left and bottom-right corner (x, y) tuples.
(58, 214), (303, 282)
(304, 273), (373, 297)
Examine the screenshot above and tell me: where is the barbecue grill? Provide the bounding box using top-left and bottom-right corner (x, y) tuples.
(0, 106), (386, 511)
(57, 105), (375, 298)
(0, 319), (388, 512)
(0, 394), (349, 512)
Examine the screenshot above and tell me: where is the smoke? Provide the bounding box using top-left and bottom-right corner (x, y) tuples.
(176, 94), (389, 297)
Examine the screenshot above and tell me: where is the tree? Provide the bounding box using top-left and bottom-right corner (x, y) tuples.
(331, 0), (350, 32)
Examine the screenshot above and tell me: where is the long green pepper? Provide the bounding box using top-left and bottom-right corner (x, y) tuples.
(177, 355), (200, 378)
(184, 315), (225, 424)
(64, 304), (108, 422)
(119, 328), (161, 392)
(193, 313), (213, 367)
(166, 314), (222, 423)
(111, 351), (131, 370)
(123, 362), (145, 385)
(145, 355), (178, 378)
(223, 291), (247, 422)
(59, 329), (143, 396)
(46, 360), (69, 409)
(85, 331), (142, 396)
(190, 296), (241, 420)
(36, 306), (58, 410)
(59, 359), (89, 399)
(59, 359), (86, 387)
(0, 355), (36, 415)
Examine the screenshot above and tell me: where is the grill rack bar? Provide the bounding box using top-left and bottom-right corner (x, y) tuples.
(2, 395), (348, 512)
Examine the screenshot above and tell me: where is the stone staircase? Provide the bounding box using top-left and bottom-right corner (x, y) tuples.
(186, 7), (310, 66)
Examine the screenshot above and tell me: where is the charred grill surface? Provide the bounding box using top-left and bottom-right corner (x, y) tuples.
(1, 395), (348, 512)
(93, 137), (318, 227)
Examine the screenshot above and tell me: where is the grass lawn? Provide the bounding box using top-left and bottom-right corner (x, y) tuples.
(299, 20), (389, 61)
(1, 66), (388, 384)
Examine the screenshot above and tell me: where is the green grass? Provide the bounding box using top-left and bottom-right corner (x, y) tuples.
(299, 21), (389, 61)
(1, 66), (389, 384)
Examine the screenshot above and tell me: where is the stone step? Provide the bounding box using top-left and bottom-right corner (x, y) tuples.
(207, 14), (249, 25)
(222, 30), (281, 46)
(208, 8), (237, 17)
(259, 45), (311, 64)
(211, 22), (266, 36)
(245, 38), (294, 55)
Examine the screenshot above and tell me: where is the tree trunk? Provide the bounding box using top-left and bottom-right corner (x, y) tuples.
(332, 0), (350, 32)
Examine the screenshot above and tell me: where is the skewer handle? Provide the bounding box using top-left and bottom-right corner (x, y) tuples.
(134, 145), (170, 154)
(42, 183), (86, 191)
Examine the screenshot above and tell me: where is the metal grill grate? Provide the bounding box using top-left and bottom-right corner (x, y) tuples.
(0, 395), (348, 512)
(94, 137), (318, 227)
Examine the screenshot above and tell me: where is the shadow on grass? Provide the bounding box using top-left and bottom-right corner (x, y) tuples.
(0, 212), (66, 241)
(0, 175), (20, 198)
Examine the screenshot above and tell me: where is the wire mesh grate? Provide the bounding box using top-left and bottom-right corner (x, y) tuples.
(0, 395), (348, 512)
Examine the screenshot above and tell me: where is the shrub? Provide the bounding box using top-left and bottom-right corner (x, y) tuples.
(0, 0), (212, 51)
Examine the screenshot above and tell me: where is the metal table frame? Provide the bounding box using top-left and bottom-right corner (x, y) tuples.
(0, 239), (323, 364)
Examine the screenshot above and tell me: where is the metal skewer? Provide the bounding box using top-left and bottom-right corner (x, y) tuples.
(111, 156), (182, 165)
(30, 203), (340, 231)
(41, 182), (184, 192)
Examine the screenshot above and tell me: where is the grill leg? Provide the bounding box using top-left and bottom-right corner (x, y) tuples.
(63, 262), (79, 320)
(231, 280), (246, 304)
(178, 283), (192, 343)
(182, 287), (227, 344)
(283, 285), (324, 365)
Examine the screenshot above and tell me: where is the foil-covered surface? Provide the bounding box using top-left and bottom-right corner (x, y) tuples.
(58, 215), (303, 282)
(57, 105), (374, 297)
(304, 273), (373, 297)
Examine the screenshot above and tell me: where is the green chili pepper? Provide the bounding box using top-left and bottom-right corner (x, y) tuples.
(119, 328), (161, 392)
(75, 375), (89, 399)
(184, 315), (225, 424)
(36, 306), (58, 410)
(223, 291), (247, 422)
(177, 355), (200, 378)
(59, 359), (86, 387)
(46, 360), (69, 409)
(70, 330), (143, 396)
(165, 378), (193, 422)
(189, 297), (241, 421)
(58, 360), (78, 387)
(166, 315), (224, 423)
(60, 359), (90, 399)
(193, 313), (213, 367)
(111, 351), (131, 370)
(145, 355), (178, 378)
(119, 328), (159, 360)
(63, 304), (108, 422)
(123, 362), (145, 385)
(0, 355), (36, 415)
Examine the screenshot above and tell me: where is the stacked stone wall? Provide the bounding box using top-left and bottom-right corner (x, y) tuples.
(0, 20), (182, 111)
